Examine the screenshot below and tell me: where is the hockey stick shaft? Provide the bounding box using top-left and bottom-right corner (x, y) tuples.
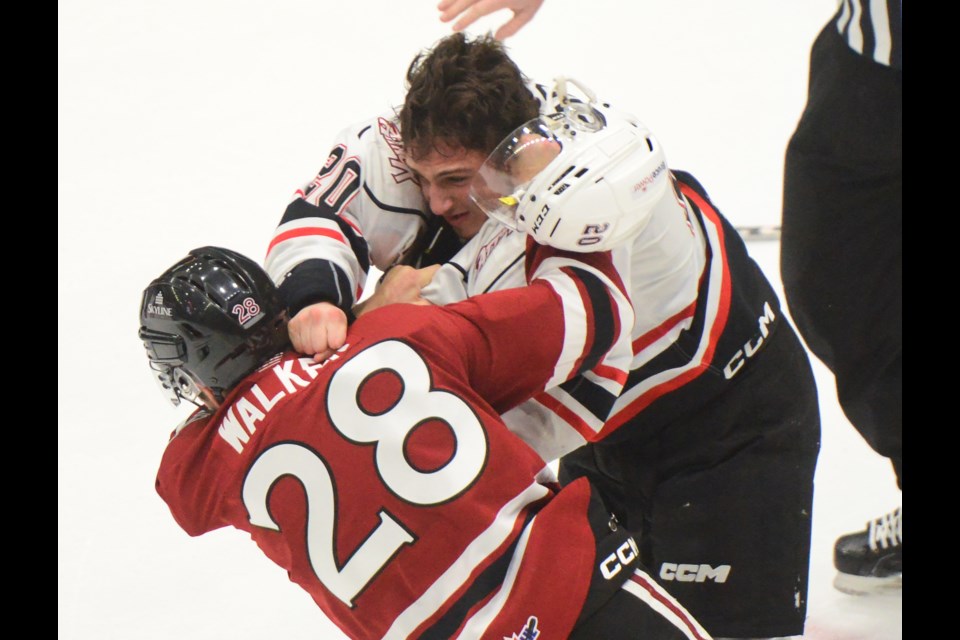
(735, 225), (781, 241)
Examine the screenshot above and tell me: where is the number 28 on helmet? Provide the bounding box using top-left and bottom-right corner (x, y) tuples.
(138, 246), (289, 408)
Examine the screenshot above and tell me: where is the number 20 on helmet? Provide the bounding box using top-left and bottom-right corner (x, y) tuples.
(470, 100), (670, 252)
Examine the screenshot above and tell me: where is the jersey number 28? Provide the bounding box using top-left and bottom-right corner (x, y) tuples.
(242, 340), (487, 606)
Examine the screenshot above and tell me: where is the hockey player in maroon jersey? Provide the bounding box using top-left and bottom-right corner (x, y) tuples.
(262, 34), (820, 638)
(141, 244), (712, 639)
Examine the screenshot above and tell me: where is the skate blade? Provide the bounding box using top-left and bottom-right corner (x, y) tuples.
(833, 571), (902, 596)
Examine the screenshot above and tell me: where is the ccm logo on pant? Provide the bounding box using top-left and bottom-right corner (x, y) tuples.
(659, 563), (731, 583)
(600, 538), (640, 580)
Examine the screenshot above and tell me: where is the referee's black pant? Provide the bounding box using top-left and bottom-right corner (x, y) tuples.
(781, 20), (902, 488)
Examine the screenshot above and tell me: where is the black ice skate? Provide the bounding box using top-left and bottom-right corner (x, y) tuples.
(833, 506), (902, 595)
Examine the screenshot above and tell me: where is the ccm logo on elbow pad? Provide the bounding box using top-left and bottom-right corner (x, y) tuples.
(599, 537), (640, 580)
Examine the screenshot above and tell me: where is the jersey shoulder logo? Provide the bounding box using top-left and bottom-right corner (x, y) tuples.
(377, 117), (415, 185)
(474, 226), (514, 274)
(505, 616), (540, 640)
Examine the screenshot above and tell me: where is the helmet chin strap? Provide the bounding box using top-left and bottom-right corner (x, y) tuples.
(550, 77), (606, 133)
(172, 367), (221, 411)
(196, 388), (221, 412)
(552, 76), (598, 107)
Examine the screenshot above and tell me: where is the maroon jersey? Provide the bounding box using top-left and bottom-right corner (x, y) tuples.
(156, 250), (635, 639)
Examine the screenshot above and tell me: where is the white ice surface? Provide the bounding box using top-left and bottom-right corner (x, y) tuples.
(59, 1), (900, 638)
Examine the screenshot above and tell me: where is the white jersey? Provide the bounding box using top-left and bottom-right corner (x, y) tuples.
(420, 181), (707, 460)
(420, 219), (526, 304)
(265, 115), (435, 312)
(264, 81), (565, 308)
(265, 84), (785, 462)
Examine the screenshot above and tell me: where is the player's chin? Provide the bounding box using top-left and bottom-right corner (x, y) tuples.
(450, 213), (486, 239)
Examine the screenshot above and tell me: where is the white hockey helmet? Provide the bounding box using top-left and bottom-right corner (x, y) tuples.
(470, 79), (670, 252)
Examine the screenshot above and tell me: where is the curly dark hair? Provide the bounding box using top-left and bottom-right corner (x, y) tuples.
(400, 33), (540, 160)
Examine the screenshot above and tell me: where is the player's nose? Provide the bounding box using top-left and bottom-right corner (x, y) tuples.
(425, 185), (454, 216)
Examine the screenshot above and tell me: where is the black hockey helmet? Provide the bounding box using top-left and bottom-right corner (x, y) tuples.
(138, 246), (289, 407)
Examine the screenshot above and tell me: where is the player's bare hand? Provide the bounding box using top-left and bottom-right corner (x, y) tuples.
(288, 302), (348, 362)
(354, 264), (441, 317)
(438, 0), (545, 40)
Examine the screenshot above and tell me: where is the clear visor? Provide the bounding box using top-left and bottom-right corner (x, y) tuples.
(469, 118), (565, 229)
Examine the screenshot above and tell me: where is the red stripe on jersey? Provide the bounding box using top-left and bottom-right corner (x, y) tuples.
(266, 226), (347, 255)
(681, 184), (733, 358)
(607, 360), (710, 432)
(632, 301), (696, 354)
(602, 185), (732, 435)
(535, 391), (598, 441)
(628, 572), (711, 640)
(590, 362), (629, 386)
(523, 238), (629, 301)
(339, 214), (363, 237)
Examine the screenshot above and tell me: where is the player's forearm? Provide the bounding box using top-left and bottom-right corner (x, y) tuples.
(266, 199), (371, 315)
(278, 259), (357, 317)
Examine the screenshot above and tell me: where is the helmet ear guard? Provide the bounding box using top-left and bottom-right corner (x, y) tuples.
(471, 80), (670, 252)
(139, 326), (190, 406)
(139, 247), (289, 408)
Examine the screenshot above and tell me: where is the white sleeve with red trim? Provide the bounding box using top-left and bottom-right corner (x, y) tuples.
(503, 249), (634, 461)
(264, 115), (429, 314)
(502, 181), (716, 458)
(426, 227), (636, 462)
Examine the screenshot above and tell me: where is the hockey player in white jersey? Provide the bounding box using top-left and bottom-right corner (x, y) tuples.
(264, 115), (442, 329)
(264, 34), (820, 639)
